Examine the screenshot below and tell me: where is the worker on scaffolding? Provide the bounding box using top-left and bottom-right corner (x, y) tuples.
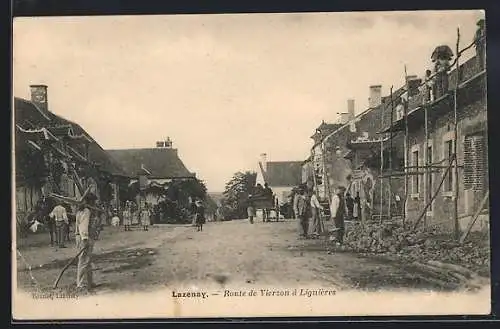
(474, 19), (486, 70)
(423, 69), (435, 103)
(431, 45), (454, 98)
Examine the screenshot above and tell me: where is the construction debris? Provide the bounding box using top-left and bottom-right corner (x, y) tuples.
(342, 222), (490, 277)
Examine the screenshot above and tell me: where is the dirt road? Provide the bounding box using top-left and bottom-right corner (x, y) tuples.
(16, 218), (473, 296)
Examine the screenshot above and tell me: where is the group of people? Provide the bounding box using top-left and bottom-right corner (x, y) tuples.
(291, 185), (362, 245)
(115, 200), (152, 231)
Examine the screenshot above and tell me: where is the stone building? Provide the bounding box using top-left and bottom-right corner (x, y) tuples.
(381, 51), (488, 232)
(107, 141), (197, 207)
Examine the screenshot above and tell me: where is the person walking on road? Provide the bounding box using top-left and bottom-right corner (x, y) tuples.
(310, 190), (323, 238)
(49, 203), (69, 248)
(296, 187), (309, 239)
(75, 194), (98, 292)
(247, 196), (256, 224)
(330, 186), (347, 245)
(194, 199), (206, 232)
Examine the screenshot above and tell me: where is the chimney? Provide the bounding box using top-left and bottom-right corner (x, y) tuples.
(165, 137), (172, 148)
(260, 153), (268, 171)
(368, 85), (382, 108)
(347, 99), (355, 120)
(30, 84), (48, 112)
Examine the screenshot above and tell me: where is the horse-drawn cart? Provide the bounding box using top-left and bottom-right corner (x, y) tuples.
(248, 194), (280, 221)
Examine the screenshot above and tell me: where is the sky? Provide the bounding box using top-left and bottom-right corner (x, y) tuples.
(13, 10), (484, 192)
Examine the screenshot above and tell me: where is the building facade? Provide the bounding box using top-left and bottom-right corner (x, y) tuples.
(14, 85), (128, 228)
(256, 153), (302, 204)
(107, 142), (197, 207)
(384, 54), (488, 232)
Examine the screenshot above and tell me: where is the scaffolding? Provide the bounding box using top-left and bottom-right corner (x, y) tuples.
(378, 26), (486, 240)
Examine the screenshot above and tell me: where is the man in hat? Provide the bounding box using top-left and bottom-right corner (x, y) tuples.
(295, 186), (309, 239)
(475, 19), (486, 70)
(310, 190), (324, 238)
(330, 186), (347, 245)
(431, 45), (453, 98)
(74, 193), (99, 291)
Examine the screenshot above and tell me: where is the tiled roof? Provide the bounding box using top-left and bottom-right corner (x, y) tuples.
(263, 161), (303, 187)
(106, 148), (195, 179)
(14, 97), (127, 176)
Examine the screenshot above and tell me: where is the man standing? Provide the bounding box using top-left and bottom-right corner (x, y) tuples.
(75, 194), (98, 291)
(354, 192), (361, 221)
(292, 188), (300, 220)
(310, 190), (323, 238)
(345, 192), (354, 221)
(296, 187), (309, 239)
(330, 186), (347, 245)
(49, 202), (69, 248)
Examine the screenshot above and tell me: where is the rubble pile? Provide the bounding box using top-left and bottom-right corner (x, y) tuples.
(343, 221), (490, 275)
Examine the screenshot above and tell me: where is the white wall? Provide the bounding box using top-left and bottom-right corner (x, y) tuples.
(271, 186), (294, 204)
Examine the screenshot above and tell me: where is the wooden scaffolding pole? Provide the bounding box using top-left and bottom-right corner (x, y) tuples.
(321, 142), (331, 209)
(311, 147), (320, 197)
(423, 75), (429, 229)
(379, 91), (385, 224)
(453, 28), (461, 240)
(459, 191), (489, 244)
(388, 86), (394, 220)
(403, 65), (410, 227)
(412, 155), (455, 231)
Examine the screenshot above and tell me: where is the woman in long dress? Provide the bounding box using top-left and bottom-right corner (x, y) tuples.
(140, 203), (151, 231)
(111, 208), (120, 227)
(122, 201), (132, 231)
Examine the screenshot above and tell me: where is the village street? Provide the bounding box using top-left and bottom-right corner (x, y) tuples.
(15, 218), (473, 297)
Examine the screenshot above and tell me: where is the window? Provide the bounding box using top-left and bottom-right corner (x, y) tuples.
(444, 139), (454, 192)
(412, 148), (419, 195)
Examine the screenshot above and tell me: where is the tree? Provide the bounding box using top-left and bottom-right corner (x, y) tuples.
(166, 178), (207, 206)
(222, 171), (257, 219)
